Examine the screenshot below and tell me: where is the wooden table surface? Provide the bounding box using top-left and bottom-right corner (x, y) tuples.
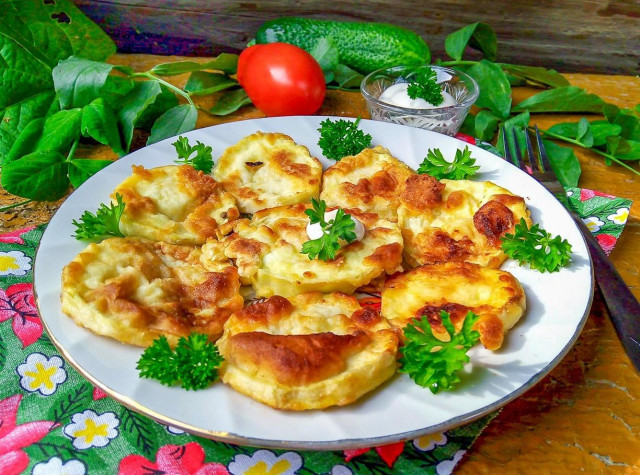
(1, 54), (639, 473)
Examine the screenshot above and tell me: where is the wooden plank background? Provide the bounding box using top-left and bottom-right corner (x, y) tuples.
(72, 0), (640, 74)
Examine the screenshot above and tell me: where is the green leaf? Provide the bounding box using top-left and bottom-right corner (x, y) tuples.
(332, 64), (364, 90)
(72, 193), (125, 241)
(117, 81), (163, 150)
(184, 72), (238, 95)
(147, 104), (198, 145)
(549, 120), (622, 147)
(474, 110), (501, 142)
(466, 60), (512, 119)
(7, 0), (116, 63)
(35, 109), (82, 153)
(209, 89), (252, 116)
(542, 139), (581, 187)
(68, 158), (113, 188)
(151, 61), (208, 76)
(100, 75), (137, 109)
(1, 150), (69, 201)
(513, 86), (605, 114)
(53, 56), (114, 110)
(612, 109), (640, 141)
(500, 64), (570, 88)
(0, 91), (57, 163)
(81, 98), (124, 155)
(135, 89), (179, 131)
(575, 118), (594, 147)
(615, 140), (640, 161)
(5, 118), (45, 165)
(606, 136), (627, 158)
(200, 53), (239, 74)
(150, 54), (239, 76)
(310, 37), (340, 83)
(445, 22), (497, 61)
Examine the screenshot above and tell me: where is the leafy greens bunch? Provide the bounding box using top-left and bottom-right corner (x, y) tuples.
(304, 23), (639, 185)
(0, 1), (246, 207)
(432, 23), (640, 186)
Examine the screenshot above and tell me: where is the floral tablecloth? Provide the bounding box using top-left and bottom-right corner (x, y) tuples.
(0, 187), (631, 475)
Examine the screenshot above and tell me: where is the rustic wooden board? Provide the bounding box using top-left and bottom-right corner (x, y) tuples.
(72, 0), (640, 74)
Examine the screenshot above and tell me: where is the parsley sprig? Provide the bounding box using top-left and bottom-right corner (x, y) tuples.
(172, 136), (214, 174)
(137, 333), (224, 390)
(407, 68), (444, 106)
(400, 310), (480, 394)
(72, 193), (125, 241)
(317, 117), (372, 161)
(417, 146), (480, 180)
(301, 199), (357, 261)
(501, 218), (572, 272)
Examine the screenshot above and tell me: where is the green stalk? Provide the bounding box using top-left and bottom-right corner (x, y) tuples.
(66, 138), (79, 161)
(0, 199), (33, 212)
(538, 128), (640, 176)
(134, 72), (194, 106)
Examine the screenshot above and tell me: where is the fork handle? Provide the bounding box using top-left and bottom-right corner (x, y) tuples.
(572, 215), (640, 373)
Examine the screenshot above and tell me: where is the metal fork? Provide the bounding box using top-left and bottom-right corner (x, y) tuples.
(502, 126), (640, 374)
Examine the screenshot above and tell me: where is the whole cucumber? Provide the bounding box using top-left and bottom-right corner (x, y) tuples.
(254, 17), (430, 74)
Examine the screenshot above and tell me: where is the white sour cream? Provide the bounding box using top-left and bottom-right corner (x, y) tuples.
(378, 82), (457, 109)
(306, 209), (365, 243)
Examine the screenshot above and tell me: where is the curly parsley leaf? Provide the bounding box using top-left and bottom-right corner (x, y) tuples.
(400, 310), (480, 394)
(172, 136), (214, 174)
(417, 146), (480, 180)
(317, 117), (372, 161)
(501, 218), (572, 272)
(137, 333), (223, 390)
(301, 199), (357, 261)
(407, 68), (444, 106)
(72, 193), (125, 241)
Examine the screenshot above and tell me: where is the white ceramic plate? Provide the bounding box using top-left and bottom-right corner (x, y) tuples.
(34, 116), (593, 450)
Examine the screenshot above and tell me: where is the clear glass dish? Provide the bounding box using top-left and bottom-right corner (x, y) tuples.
(361, 65), (479, 136)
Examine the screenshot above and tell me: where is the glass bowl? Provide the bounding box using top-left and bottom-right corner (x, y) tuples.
(361, 65), (479, 136)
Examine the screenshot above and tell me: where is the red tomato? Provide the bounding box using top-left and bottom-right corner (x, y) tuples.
(237, 43), (326, 116)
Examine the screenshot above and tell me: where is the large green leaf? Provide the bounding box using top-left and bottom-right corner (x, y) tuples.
(147, 104), (197, 145)
(118, 81), (163, 150)
(513, 86), (606, 113)
(35, 108), (82, 153)
(0, 91), (57, 163)
(184, 72), (238, 96)
(81, 98), (124, 155)
(466, 60), (512, 119)
(1, 150), (69, 201)
(209, 89), (252, 116)
(542, 139), (581, 187)
(69, 158), (113, 188)
(445, 23), (497, 61)
(499, 64), (570, 88)
(5, 0), (115, 63)
(53, 57), (114, 110)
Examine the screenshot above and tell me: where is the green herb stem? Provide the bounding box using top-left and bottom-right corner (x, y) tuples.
(66, 138), (79, 162)
(537, 128), (640, 176)
(0, 199), (33, 212)
(134, 72), (195, 106)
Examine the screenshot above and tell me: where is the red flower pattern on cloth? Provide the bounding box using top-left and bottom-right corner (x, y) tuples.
(92, 387), (108, 400)
(0, 394), (57, 475)
(0, 283), (42, 348)
(0, 227), (35, 245)
(344, 441), (406, 468)
(596, 233), (617, 255)
(580, 189), (616, 201)
(118, 442), (229, 475)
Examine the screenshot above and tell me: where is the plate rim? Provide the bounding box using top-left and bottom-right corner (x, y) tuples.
(33, 116), (594, 450)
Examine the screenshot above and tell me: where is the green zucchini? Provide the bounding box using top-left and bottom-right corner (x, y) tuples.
(254, 17), (430, 74)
